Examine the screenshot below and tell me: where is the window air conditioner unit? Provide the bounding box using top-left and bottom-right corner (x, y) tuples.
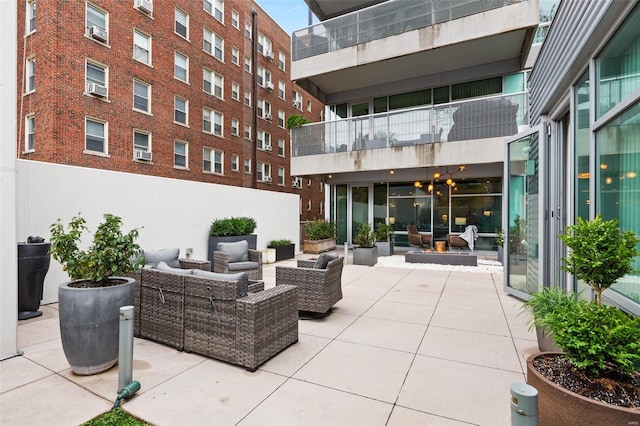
(293, 101), (301, 109)
(265, 82), (274, 91)
(135, 150), (152, 161)
(265, 145), (272, 152)
(265, 50), (274, 61)
(292, 180), (301, 188)
(264, 113), (272, 121)
(264, 176), (272, 183)
(135, 0), (153, 14)
(89, 26), (108, 42)
(87, 82), (108, 97)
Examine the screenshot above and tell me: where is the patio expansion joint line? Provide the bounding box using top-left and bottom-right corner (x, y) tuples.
(386, 404), (479, 426)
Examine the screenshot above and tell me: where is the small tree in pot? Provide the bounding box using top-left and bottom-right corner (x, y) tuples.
(50, 213), (142, 375)
(374, 223), (394, 256)
(353, 223), (378, 266)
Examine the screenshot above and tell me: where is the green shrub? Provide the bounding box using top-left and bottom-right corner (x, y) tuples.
(268, 239), (292, 247)
(354, 223), (376, 248)
(82, 408), (150, 426)
(209, 217), (256, 236)
(545, 301), (640, 376)
(49, 213), (142, 284)
(522, 287), (579, 334)
(304, 220), (335, 240)
(374, 223), (394, 242)
(286, 115), (310, 130)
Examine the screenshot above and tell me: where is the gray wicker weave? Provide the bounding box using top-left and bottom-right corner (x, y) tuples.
(213, 249), (263, 280)
(275, 256), (344, 314)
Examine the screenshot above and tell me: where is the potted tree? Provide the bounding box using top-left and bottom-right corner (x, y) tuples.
(374, 223), (394, 256)
(525, 215), (640, 423)
(303, 220), (336, 254)
(50, 213), (142, 375)
(268, 239), (295, 261)
(353, 223), (378, 266)
(208, 216), (257, 268)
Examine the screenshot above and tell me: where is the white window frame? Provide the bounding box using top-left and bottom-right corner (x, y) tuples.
(245, 22), (252, 39)
(231, 82), (240, 101)
(133, 29), (151, 65)
(244, 124), (251, 140)
(25, 56), (35, 93)
(175, 7), (189, 39)
(213, 72), (223, 99)
(257, 66), (271, 87)
(277, 138), (285, 156)
(213, 110), (223, 137)
(231, 10), (239, 29)
(257, 162), (271, 182)
(307, 100), (312, 112)
(244, 56), (251, 74)
(174, 140), (188, 169)
(133, 79), (151, 113)
(85, 59), (108, 97)
(133, 129), (151, 155)
(25, 114), (35, 152)
(174, 51), (188, 83)
(278, 51), (286, 71)
(203, 68), (214, 95)
(231, 154), (239, 171)
(85, 116), (107, 155)
(86, 3), (108, 44)
(257, 33), (272, 56)
(307, 199), (312, 211)
(293, 91), (303, 110)
(26, 0), (36, 34)
(203, 147), (223, 174)
(257, 130), (271, 150)
(278, 167), (285, 185)
(278, 80), (285, 100)
(244, 158), (251, 174)
(214, 0), (224, 22)
(244, 90), (251, 107)
(231, 47), (239, 66)
(203, 107), (214, 134)
(174, 95), (188, 126)
(278, 110), (285, 128)
(231, 118), (239, 136)
(257, 99), (271, 119)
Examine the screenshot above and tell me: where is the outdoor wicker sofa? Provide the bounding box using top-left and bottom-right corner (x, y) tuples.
(128, 257), (297, 371)
(275, 255), (344, 316)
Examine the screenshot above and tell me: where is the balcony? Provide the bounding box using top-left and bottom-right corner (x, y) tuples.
(291, 92), (528, 158)
(293, 0), (525, 61)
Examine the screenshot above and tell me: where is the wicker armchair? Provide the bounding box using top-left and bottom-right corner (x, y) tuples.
(275, 256), (344, 316)
(407, 225), (432, 248)
(213, 248), (263, 280)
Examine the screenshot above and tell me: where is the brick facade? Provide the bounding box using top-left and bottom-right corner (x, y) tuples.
(17, 0), (325, 220)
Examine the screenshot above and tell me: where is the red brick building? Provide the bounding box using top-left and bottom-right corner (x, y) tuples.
(17, 0), (325, 220)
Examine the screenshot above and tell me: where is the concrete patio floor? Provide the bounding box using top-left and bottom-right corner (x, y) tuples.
(1, 252), (538, 425)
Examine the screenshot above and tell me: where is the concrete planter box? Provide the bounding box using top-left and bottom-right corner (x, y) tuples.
(353, 246), (378, 266)
(376, 241), (394, 257)
(208, 234), (257, 270)
(303, 238), (336, 254)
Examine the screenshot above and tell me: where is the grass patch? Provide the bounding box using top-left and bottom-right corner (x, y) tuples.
(82, 408), (151, 426)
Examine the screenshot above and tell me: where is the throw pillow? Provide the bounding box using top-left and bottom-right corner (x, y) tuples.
(217, 240), (249, 263)
(156, 261), (192, 275)
(141, 248), (181, 268)
(314, 252), (338, 269)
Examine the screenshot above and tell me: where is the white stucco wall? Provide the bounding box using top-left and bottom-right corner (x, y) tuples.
(16, 160), (300, 305)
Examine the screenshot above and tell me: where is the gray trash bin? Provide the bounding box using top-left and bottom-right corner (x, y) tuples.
(18, 237), (51, 320)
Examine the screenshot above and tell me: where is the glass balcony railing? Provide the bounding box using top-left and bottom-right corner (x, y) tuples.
(292, 0), (525, 61)
(291, 93), (528, 157)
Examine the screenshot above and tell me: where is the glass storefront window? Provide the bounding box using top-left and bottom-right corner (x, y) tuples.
(596, 100), (640, 302)
(451, 195), (502, 234)
(574, 71), (590, 221)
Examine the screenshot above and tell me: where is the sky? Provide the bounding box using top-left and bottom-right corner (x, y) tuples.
(255, 0), (317, 35)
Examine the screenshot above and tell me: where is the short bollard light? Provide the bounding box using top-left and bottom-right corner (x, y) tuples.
(510, 382), (538, 426)
(113, 305), (140, 409)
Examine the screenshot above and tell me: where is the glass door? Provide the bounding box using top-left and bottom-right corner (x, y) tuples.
(504, 125), (547, 299)
(350, 185), (370, 244)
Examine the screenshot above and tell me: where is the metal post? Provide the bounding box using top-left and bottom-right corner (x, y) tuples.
(118, 305), (134, 392)
(510, 383), (538, 426)
(344, 243), (348, 264)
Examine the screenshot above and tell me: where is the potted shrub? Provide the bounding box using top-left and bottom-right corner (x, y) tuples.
(525, 215), (640, 423)
(374, 223), (394, 256)
(522, 287), (574, 352)
(268, 239), (295, 261)
(50, 213), (142, 375)
(353, 223), (378, 266)
(495, 228), (504, 264)
(208, 217), (257, 268)
(303, 220), (336, 254)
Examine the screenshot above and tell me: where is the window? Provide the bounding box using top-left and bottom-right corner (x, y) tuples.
(244, 90), (251, 107)
(231, 10), (239, 29)
(244, 124), (251, 140)
(244, 158), (251, 174)
(85, 117), (106, 154)
(307, 100), (312, 112)
(257, 66), (271, 87)
(278, 110), (285, 128)
(26, 0), (35, 34)
(203, 147), (223, 174)
(203, 107), (213, 134)
(133, 30), (151, 65)
(278, 81), (285, 100)
(231, 154), (239, 171)
(86, 60), (107, 96)
(231, 118), (239, 136)
(293, 91), (302, 109)
(213, 110), (223, 136)
(257, 130), (270, 150)
(86, 3), (107, 42)
(174, 51), (188, 82)
(244, 56), (251, 73)
(307, 199), (312, 211)
(307, 179), (312, 186)
(231, 82), (239, 101)
(257, 99), (271, 119)
(231, 47), (239, 65)
(278, 51), (286, 71)
(175, 8), (188, 39)
(205, 0), (223, 22)
(204, 29), (223, 61)
(278, 167), (285, 185)
(133, 79), (150, 113)
(277, 138), (285, 156)
(203, 68), (213, 95)
(320, 201), (324, 214)
(203, 109), (223, 136)
(25, 114), (35, 151)
(245, 22), (252, 38)
(174, 96), (188, 125)
(213, 73), (223, 98)
(133, 130), (150, 153)
(174, 140), (188, 168)
(257, 34), (272, 56)
(257, 162), (270, 182)
(25, 56), (35, 93)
